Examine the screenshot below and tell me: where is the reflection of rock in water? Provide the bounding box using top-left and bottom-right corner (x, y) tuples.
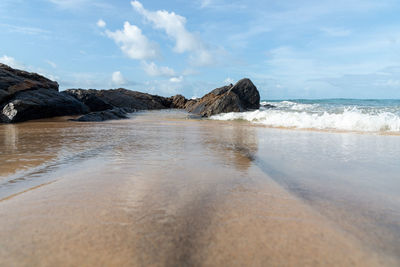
(0, 120), (113, 178)
(201, 122), (258, 171)
(3, 124), (19, 150)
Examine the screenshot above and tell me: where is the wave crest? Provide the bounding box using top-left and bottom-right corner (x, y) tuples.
(211, 108), (400, 133)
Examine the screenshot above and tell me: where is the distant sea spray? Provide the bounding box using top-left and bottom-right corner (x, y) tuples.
(210, 99), (400, 133)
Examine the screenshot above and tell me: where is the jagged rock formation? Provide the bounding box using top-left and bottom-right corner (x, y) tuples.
(0, 63), (58, 95)
(0, 64), (88, 123)
(167, 94), (188, 109)
(185, 78), (260, 117)
(1, 64), (263, 123)
(62, 89), (113, 112)
(1, 89), (89, 123)
(64, 88), (172, 111)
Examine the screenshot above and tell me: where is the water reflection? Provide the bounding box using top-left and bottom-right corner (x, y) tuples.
(253, 127), (400, 259)
(1, 111), (400, 265)
(200, 121), (258, 171)
(2, 124), (19, 151)
(0, 119), (131, 198)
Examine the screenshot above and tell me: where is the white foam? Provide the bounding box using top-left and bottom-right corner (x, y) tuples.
(211, 109), (400, 133)
(261, 100), (322, 112)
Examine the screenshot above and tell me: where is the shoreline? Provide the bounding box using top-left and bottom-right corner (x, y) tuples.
(1, 110), (399, 266)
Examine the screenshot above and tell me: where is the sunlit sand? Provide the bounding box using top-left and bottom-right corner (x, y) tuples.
(0, 111), (399, 266)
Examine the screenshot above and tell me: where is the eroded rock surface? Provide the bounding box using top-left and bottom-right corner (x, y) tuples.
(1, 89), (89, 123)
(62, 89), (113, 112)
(0, 63), (58, 95)
(186, 78), (260, 117)
(83, 89), (171, 110)
(167, 94), (188, 109)
(1, 64), (263, 123)
(0, 64), (88, 123)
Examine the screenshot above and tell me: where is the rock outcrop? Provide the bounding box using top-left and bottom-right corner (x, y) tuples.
(0, 63), (59, 95)
(1, 88), (89, 123)
(62, 89), (113, 112)
(167, 94), (188, 109)
(1, 64), (263, 123)
(71, 88), (171, 110)
(185, 78), (260, 117)
(64, 89), (191, 113)
(0, 64), (89, 123)
(0, 89), (9, 103)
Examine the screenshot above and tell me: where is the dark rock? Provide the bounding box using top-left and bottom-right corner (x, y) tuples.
(202, 91), (244, 116)
(66, 88), (172, 111)
(188, 91), (244, 117)
(1, 88), (89, 123)
(0, 64), (86, 123)
(209, 84), (233, 96)
(0, 64), (263, 123)
(0, 89), (9, 103)
(95, 89), (171, 110)
(186, 78), (260, 117)
(229, 79), (260, 110)
(62, 89), (113, 112)
(261, 103), (276, 109)
(0, 63), (58, 94)
(72, 108), (132, 122)
(184, 99), (198, 110)
(168, 94), (188, 109)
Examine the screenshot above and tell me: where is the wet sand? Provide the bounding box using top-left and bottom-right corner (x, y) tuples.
(0, 110), (399, 266)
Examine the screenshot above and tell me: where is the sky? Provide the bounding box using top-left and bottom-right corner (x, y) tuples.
(0, 0), (400, 99)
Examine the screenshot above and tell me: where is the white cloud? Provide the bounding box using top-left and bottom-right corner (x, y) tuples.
(131, 1), (214, 66)
(189, 49), (214, 67)
(198, 0), (246, 10)
(200, 0), (212, 8)
(259, 39), (400, 98)
(254, 0), (391, 29)
(48, 0), (112, 9)
(49, 0), (88, 8)
(374, 79), (400, 87)
(0, 55), (23, 69)
(131, 1), (195, 53)
(97, 19), (106, 28)
(224, 77), (234, 84)
(320, 27), (351, 37)
(182, 68), (200, 76)
(169, 76), (183, 83)
(0, 55), (59, 81)
(228, 25), (271, 49)
(142, 61), (175, 77)
(59, 72), (108, 89)
(105, 22), (159, 60)
(142, 79), (183, 95)
(112, 71), (126, 86)
(45, 60), (57, 68)
(0, 23), (49, 35)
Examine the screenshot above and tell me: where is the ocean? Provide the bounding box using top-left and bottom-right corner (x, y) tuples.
(211, 99), (400, 133)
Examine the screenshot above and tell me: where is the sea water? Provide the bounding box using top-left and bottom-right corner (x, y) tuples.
(1, 110), (399, 265)
(211, 99), (400, 133)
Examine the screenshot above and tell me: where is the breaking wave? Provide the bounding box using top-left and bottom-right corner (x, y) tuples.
(211, 100), (400, 133)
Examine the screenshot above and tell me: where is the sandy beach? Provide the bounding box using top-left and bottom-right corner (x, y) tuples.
(0, 110), (399, 266)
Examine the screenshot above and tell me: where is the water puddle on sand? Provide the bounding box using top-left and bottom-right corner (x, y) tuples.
(0, 110), (399, 266)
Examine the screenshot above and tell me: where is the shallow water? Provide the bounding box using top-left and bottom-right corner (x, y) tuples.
(0, 110), (399, 266)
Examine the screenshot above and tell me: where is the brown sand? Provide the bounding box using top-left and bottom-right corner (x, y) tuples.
(0, 111), (398, 266)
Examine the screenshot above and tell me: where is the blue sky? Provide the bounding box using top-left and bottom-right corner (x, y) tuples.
(0, 0), (399, 99)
